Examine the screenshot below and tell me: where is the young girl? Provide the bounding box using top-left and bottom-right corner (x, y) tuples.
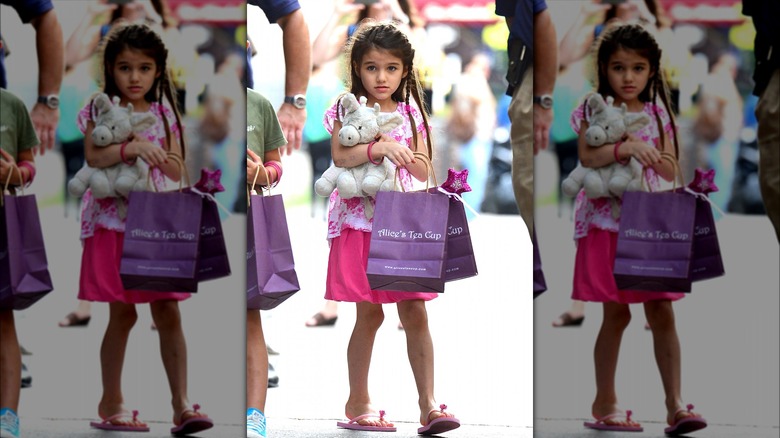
(246, 87), (285, 438)
(570, 24), (707, 435)
(76, 24), (212, 435)
(323, 21), (460, 435)
(0, 87), (40, 438)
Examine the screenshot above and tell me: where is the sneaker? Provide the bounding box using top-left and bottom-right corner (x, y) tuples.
(246, 408), (266, 438)
(20, 364), (31, 388)
(0, 408), (20, 438)
(267, 363), (278, 388)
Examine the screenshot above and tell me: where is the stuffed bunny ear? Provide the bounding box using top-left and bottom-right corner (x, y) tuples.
(624, 112), (652, 133)
(373, 103), (381, 115)
(126, 102), (134, 114)
(377, 112), (404, 133)
(131, 112), (157, 133)
(588, 94), (607, 114)
(342, 93), (359, 113)
(112, 96), (122, 106)
(94, 93), (113, 113)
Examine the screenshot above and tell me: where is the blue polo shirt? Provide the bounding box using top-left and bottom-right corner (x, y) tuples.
(247, 0), (300, 24)
(0, 0), (53, 88)
(495, 0), (547, 56)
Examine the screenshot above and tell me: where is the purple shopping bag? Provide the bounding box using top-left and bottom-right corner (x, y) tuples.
(428, 188), (478, 282)
(0, 193), (53, 310)
(614, 189), (696, 292)
(184, 190), (231, 282)
(680, 191), (724, 282)
(533, 229), (547, 298)
(247, 191), (299, 310)
(367, 190), (450, 292)
(120, 190), (202, 292)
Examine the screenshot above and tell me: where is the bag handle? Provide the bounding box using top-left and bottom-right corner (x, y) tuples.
(145, 151), (189, 192)
(1, 163), (23, 205)
(393, 152), (436, 192)
(641, 151), (684, 192)
(247, 158), (271, 206)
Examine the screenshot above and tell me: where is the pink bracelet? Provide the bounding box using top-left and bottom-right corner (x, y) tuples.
(18, 161), (36, 185)
(613, 141), (629, 165)
(367, 141), (383, 165)
(119, 141), (136, 165)
(264, 161), (282, 187)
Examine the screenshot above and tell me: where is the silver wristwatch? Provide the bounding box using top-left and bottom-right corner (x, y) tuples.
(533, 94), (553, 110)
(37, 94), (60, 110)
(283, 94), (306, 109)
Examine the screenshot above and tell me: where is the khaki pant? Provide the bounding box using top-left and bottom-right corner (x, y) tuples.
(509, 66), (534, 238)
(756, 68), (780, 242)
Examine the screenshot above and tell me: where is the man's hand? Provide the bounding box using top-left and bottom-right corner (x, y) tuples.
(533, 107), (552, 155)
(30, 104), (59, 155)
(277, 104), (306, 155)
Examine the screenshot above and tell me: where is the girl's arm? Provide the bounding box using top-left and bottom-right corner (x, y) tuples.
(330, 120), (416, 171)
(151, 132), (183, 182)
(641, 130), (676, 182)
(64, 2), (116, 70)
(400, 131), (430, 182)
(247, 148), (281, 189)
(83, 121), (169, 172)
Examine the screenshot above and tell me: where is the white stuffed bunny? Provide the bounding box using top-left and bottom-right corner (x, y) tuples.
(68, 93), (157, 199)
(314, 93), (404, 199)
(561, 94), (651, 199)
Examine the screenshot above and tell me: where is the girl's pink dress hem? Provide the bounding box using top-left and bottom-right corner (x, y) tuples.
(572, 228), (684, 304)
(325, 228), (437, 304)
(78, 229), (190, 303)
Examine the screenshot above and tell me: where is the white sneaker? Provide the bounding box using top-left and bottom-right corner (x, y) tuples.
(246, 408), (266, 438)
(0, 408), (20, 438)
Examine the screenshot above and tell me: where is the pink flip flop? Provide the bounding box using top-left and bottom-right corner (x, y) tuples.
(90, 409), (150, 432)
(418, 404), (461, 435)
(170, 403), (214, 436)
(664, 404), (707, 436)
(584, 409), (643, 432)
(336, 410), (397, 432)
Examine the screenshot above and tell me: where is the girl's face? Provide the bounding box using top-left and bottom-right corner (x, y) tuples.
(356, 48), (407, 107)
(111, 48), (160, 106)
(605, 47), (653, 105)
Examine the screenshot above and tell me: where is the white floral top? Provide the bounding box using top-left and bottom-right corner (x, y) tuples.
(77, 101), (179, 240)
(570, 100), (673, 240)
(324, 100), (427, 240)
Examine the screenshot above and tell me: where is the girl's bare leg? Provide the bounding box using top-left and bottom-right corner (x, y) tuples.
(97, 302), (145, 427)
(345, 302), (391, 427)
(591, 302), (639, 427)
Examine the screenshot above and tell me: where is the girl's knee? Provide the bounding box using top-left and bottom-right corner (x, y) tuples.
(604, 304), (632, 329)
(357, 304), (385, 330)
(150, 300), (182, 331)
(398, 301), (428, 330)
(644, 300), (675, 328)
(110, 304), (139, 329)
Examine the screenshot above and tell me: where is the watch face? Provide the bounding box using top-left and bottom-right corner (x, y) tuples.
(293, 95), (306, 109)
(48, 96), (60, 109)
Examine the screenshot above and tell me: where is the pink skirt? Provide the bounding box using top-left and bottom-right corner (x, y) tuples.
(325, 228), (438, 304)
(572, 228), (685, 304)
(78, 229), (191, 304)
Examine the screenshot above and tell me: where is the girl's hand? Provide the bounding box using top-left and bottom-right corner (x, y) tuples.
(625, 139), (662, 168)
(247, 149), (263, 184)
(0, 149), (17, 183)
(129, 140), (168, 168)
(377, 140), (415, 168)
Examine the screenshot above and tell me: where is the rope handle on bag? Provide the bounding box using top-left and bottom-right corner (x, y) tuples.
(145, 152), (189, 192)
(247, 158), (271, 207)
(640, 151), (684, 192)
(393, 151), (436, 192)
(1, 163), (24, 206)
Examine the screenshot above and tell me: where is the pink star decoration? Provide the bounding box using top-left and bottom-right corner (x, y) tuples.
(194, 168), (225, 194)
(687, 168), (718, 195)
(441, 168), (471, 195)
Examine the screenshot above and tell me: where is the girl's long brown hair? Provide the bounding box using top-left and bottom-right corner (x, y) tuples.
(341, 21), (433, 159)
(99, 23), (185, 159)
(594, 23), (679, 158)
